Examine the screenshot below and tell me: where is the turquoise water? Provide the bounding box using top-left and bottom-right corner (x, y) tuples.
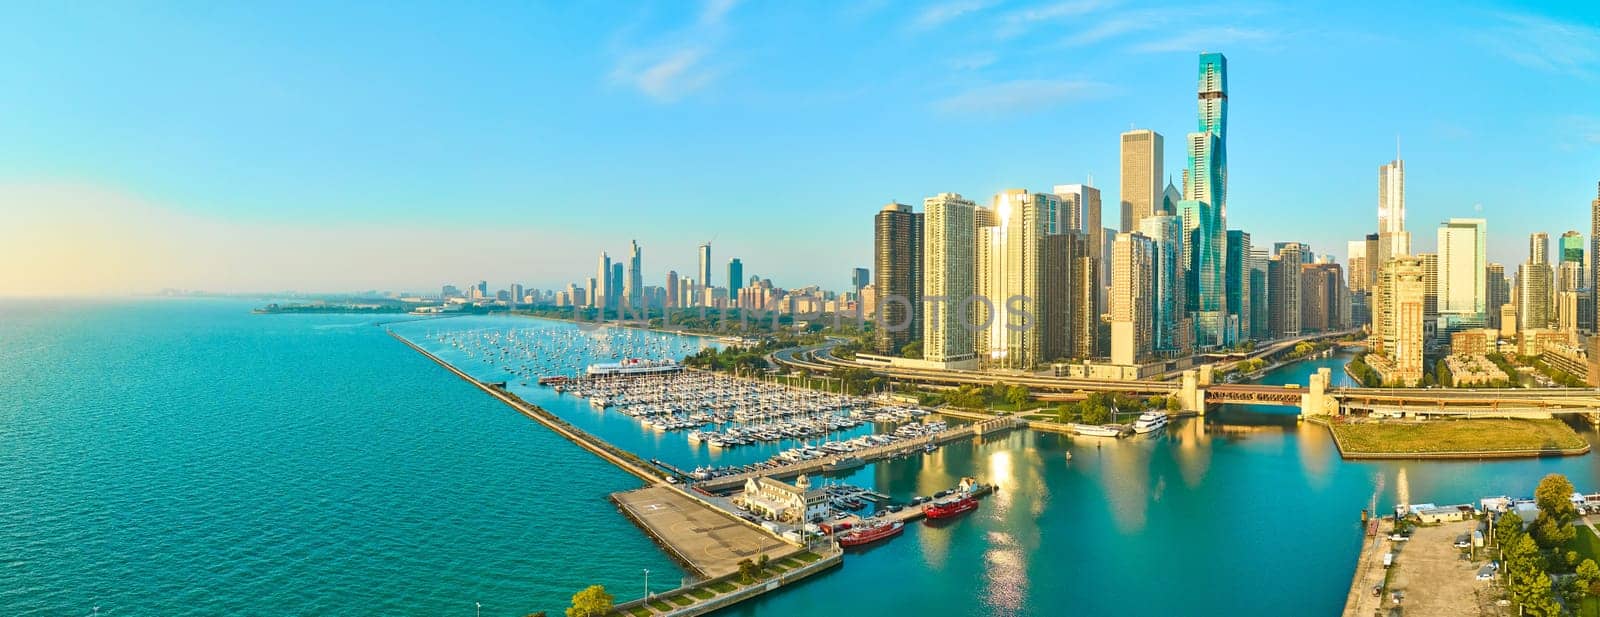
(0, 300), (679, 616)
(8, 303), (1600, 616)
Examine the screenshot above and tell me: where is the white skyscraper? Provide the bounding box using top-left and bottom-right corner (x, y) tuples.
(1378, 154), (1410, 261)
(923, 192), (978, 364)
(1436, 218), (1487, 325)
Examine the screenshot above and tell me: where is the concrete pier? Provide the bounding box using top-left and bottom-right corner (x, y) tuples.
(613, 486), (795, 578)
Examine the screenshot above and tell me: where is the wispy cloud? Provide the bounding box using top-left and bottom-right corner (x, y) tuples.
(910, 0), (998, 31)
(1130, 26), (1274, 53)
(934, 79), (1113, 114)
(950, 52), (1000, 71)
(609, 0), (741, 102)
(996, 0), (1115, 38)
(1477, 11), (1600, 78)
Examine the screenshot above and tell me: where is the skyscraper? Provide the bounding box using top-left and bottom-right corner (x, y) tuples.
(1186, 53), (1228, 216)
(1300, 263), (1343, 332)
(1591, 183), (1600, 333)
(1179, 198), (1225, 347)
(1248, 249), (1269, 341)
(596, 252), (612, 310)
(1226, 229), (1252, 343)
(1111, 232), (1156, 365)
(664, 271), (679, 309)
(610, 263), (624, 312)
(626, 239), (643, 311)
(1561, 230), (1584, 266)
(1120, 129), (1163, 232)
(1378, 154), (1409, 261)
(1139, 215), (1184, 354)
(1436, 218), (1487, 330)
(874, 202), (923, 354)
(1055, 183), (1104, 313)
(977, 190), (1062, 369)
(698, 243), (713, 291)
(923, 192), (977, 364)
(727, 258), (743, 302)
(1519, 232), (1553, 331)
(851, 268), (870, 296)
(1372, 255), (1426, 386)
(1486, 263), (1508, 329)
(1162, 179), (1181, 217)
(1268, 243), (1302, 338)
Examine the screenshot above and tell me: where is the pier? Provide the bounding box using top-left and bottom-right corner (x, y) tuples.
(612, 485), (798, 578)
(693, 415), (1022, 494)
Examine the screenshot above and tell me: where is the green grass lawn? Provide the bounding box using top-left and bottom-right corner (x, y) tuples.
(1330, 418), (1586, 454)
(688, 588), (715, 600)
(668, 595), (693, 607)
(627, 606), (653, 617)
(708, 581), (737, 593)
(793, 551), (821, 563)
(647, 600), (672, 612)
(1566, 525), (1600, 564)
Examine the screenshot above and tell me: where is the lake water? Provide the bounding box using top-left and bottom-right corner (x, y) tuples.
(7, 302), (1599, 616)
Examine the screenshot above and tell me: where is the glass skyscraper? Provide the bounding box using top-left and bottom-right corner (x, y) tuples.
(1183, 53), (1229, 349)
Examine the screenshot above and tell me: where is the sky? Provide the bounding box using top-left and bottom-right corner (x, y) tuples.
(1, 0), (1598, 296)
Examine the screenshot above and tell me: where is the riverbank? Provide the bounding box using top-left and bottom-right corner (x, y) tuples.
(1323, 417), (1590, 459)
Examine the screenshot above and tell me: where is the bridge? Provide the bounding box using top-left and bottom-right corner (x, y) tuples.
(771, 339), (1600, 419)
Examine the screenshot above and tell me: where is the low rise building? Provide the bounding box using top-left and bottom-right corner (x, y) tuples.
(739, 475), (827, 524)
(1443, 354), (1508, 386)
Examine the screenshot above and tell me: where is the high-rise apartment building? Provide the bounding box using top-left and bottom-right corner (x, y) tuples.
(1226, 229), (1252, 343)
(1139, 215), (1184, 354)
(664, 271), (679, 309)
(1268, 243), (1302, 338)
(727, 258), (743, 302)
(1519, 232), (1554, 331)
(1120, 129), (1163, 232)
(1248, 249), (1270, 341)
(923, 193), (977, 364)
(1561, 230), (1584, 266)
(873, 202), (923, 354)
(1186, 53), (1228, 216)
(1436, 219), (1487, 333)
(610, 263), (624, 311)
(851, 268), (870, 296)
(1056, 183), (1104, 314)
(1591, 183), (1600, 332)
(1111, 232), (1156, 365)
(1486, 263), (1508, 329)
(977, 190), (1064, 369)
(1372, 255), (1426, 386)
(1300, 263), (1343, 332)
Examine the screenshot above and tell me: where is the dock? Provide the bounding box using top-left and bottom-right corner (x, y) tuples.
(694, 415), (1022, 494)
(612, 485), (797, 578)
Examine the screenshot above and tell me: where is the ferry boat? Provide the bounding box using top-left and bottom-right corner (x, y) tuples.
(838, 521), (903, 547)
(585, 358), (682, 377)
(923, 493), (979, 520)
(1133, 411), (1169, 434)
(1073, 424), (1122, 438)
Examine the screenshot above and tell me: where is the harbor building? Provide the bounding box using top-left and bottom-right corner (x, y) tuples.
(874, 202), (923, 354)
(739, 475), (827, 524)
(923, 192), (978, 367)
(1120, 129), (1164, 232)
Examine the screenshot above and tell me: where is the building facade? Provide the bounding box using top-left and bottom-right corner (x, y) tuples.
(1120, 129), (1164, 232)
(1111, 232), (1156, 365)
(873, 202), (923, 354)
(922, 192), (977, 364)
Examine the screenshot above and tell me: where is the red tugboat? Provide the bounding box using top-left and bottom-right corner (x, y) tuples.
(837, 521), (903, 547)
(923, 493), (979, 520)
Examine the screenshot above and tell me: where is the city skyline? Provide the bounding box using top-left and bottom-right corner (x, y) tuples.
(1, 2), (1598, 296)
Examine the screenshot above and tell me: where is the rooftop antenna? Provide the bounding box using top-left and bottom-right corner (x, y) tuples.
(1396, 134), (1401, 162)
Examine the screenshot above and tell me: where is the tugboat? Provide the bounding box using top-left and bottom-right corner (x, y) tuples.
(924, 493), (979, 520)
(837, 520), (904, 547)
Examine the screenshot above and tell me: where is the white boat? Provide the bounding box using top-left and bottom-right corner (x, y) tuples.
(589, 396), (612, 408)
(585, 358), (682, 376)
(1133, 411), (1169, 434)
(1073, 423), (1122, 438)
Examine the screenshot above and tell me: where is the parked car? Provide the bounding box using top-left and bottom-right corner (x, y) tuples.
(1454, 534), (1472, 549)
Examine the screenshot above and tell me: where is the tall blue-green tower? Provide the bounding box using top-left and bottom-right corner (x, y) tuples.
(1185, 52), (1229, 348)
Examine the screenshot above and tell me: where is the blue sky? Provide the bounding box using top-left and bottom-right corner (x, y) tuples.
(1, 1), (1597, 294)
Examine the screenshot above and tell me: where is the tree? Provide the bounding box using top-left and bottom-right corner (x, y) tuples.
(1496, 510), (1525, 546)
(1079, 397), (1111, 424)
(1534, 473), (1579, 548)
(737, 558), (759, 584)
(1005, 385), (1031, 408)
(899, 341), (922, 359)
(565, 585), (613, 617)
(1435, 359), (1453, 387)
(1578, 558), (1600, 595)
(1505, 534), (1562, 616)
(1166, 396), (1182, 411)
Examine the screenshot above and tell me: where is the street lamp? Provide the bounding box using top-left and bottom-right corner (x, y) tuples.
(476, 601), (481, 617)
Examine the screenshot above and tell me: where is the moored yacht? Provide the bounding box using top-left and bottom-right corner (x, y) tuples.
(1133, 411), (1169, 434)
